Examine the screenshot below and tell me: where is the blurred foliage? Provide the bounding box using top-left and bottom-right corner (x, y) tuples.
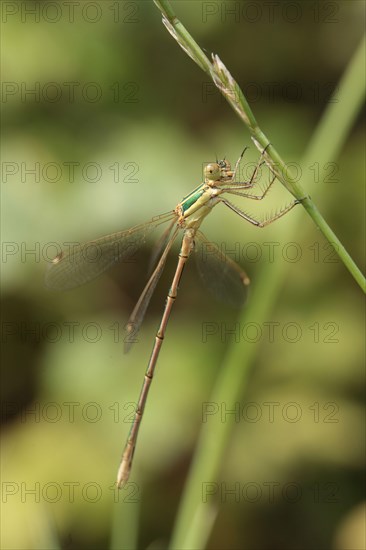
(1, 1), (365, 549)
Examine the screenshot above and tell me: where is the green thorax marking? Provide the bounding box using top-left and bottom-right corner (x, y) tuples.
(181, 184), (205, 213)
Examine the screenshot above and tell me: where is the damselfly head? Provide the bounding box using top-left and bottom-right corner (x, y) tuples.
(204, 159), (232, 182)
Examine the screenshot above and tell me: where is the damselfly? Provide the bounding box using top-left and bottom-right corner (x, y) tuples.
(46, 147), (298, 487)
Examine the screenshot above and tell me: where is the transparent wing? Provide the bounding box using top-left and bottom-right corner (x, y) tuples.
(194, 231), (250, 308)
(124, 226), (180, 353)
(45, 212), (176, 291)
(147, 218), (177, 276)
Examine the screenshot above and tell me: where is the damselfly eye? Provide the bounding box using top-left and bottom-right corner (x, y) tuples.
(204, 163), (221, 181)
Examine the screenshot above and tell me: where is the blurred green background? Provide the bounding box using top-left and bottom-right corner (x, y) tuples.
(1, 1), (365, 549)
